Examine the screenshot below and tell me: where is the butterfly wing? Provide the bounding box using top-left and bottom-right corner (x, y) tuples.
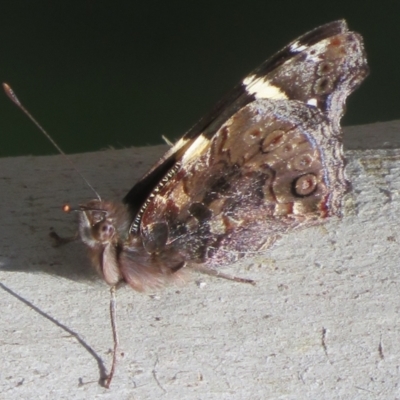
(123, 20), (368, 218)
(136, 21), (367, 264)
(139, 99), (345, 267)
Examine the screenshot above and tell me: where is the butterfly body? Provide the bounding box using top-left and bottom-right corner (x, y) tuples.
(79, 20), (368, 291)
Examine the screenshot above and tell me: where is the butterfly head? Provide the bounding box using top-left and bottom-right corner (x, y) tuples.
(76, 200), (132, 285)
(77, 200), (130, 247)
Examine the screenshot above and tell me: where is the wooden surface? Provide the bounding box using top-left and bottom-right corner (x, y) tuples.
(1, 121), (400, 399)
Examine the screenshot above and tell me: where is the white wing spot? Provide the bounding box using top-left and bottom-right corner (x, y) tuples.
(307, 98), (318, 107)
(169, 137), (189, 153)
(181, 134), (210, 163)
(289, 41), (308, 53)
(243, 75), (288, 100)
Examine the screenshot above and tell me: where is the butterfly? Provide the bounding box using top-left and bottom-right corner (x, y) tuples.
(77, 20), (368, 292)
(3, 19), (369, 388)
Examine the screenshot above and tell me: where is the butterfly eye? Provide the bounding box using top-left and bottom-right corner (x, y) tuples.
(92, 220), (115, 242)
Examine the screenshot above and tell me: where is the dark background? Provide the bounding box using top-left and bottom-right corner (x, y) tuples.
(0, 1), (398, 157)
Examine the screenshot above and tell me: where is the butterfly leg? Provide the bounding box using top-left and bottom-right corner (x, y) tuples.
(49, 230), (79, 247)
(104, 285), (119, 389)
(193, 265), (256, 286)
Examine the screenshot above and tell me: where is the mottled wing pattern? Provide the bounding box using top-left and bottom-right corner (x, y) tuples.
(243, 25), (368, 131)
(123, 20), (367, 218)
(131, 21), (368, 268)
(140, 99), (344, 267)
(75, 21), (368, 295)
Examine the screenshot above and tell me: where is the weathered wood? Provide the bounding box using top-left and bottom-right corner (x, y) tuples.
(1, 121), (400, 399)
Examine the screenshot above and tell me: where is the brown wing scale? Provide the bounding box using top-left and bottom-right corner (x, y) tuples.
(140, 99), (345, 267)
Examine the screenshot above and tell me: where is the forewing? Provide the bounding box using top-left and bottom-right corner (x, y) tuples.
(123, 20), (367, 216)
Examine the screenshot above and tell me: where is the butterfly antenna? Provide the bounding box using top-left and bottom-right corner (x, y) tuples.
(3, 83), (101, 201)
